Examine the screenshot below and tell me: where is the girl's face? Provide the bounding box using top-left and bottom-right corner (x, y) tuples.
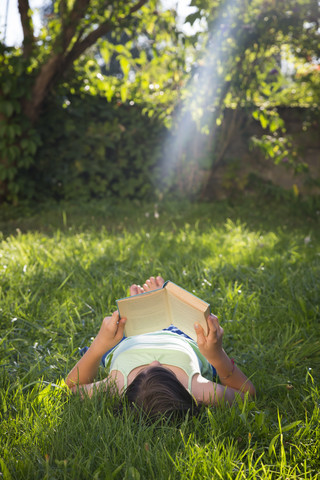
(148, 360), (162, 368)
(143, 362), (178, 379)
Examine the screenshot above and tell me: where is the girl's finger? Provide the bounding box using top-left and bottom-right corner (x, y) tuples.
(112, 311), (120, 323)
(211, 314), (219, 325)
(209, 315), (220, 334)
(210, 315), (223, 338)
(206, 315), (216, 338)
(116, 317), (126, 339)
(194, 323), (206, 346)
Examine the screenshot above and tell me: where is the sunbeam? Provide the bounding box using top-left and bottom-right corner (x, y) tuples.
(160, 0), (241, 193)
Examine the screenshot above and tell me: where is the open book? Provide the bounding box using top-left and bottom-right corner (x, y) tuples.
(117, 281), (210, 341)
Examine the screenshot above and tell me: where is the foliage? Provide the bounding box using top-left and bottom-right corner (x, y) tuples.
(171, 0), (320, 178)
(0, 46), (42, 203)
(0, 0), (319, 203)
(63, 7), (186, 121)
(186, 0), (320, 109)
(27, 94), (166, 201)
(0, 199), (320, 478)
(0, 0), (185, 203)
(249, 104), (295, 165)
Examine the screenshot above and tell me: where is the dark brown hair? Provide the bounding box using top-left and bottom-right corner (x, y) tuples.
(123, 366), (202, 420)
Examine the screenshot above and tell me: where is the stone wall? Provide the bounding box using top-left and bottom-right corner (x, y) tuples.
(201, 107), (320, 199)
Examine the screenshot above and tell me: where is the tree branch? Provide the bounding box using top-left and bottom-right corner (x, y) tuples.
(63, 20), (113, 68)
(61, 0), (91, 52)
(62, 0), (149, 72)
(26, 54), (62, 122)
(23, 0), (149, 122)
(18, 0), (34, 58)
(129, 0), (148, 14)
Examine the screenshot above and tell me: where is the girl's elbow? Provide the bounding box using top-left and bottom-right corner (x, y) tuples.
(69, 385), (78, 394)
(247, 382), (256, 398)
(239, 381), (256, 400)
(65, 377), (77, 392)
(66, 381), (83, 395)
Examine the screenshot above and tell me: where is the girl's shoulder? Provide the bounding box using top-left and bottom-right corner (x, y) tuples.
(78, 371), (125, 397)
(191, 373), (221, 405)
(191, 374), (243, 406)
(106, 369), (125, 393)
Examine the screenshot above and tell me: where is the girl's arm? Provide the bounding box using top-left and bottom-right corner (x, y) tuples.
(65, 311), (126, 392)
(209, 348), (256, 397)
(194, 314), (256, 402)
(192, 375), (251, 406)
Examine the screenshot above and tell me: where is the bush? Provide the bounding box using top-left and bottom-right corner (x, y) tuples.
(27, 95), (166, 201)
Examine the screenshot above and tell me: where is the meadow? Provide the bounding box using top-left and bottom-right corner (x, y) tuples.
(0, 197), (319, 479)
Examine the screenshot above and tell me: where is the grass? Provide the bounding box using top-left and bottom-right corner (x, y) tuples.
(0, 196), (320, 479)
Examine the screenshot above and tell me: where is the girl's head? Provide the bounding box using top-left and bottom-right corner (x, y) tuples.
(124, 366), (201, 420)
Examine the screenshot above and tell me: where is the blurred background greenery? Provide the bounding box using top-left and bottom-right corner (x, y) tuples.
(0, 0), (319, 205)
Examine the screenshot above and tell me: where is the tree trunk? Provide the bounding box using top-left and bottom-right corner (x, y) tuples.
(20, 0), (149, 124)
(23, 55), (63, 123)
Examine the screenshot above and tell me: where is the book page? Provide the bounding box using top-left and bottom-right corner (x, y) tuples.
(167, 290), (209, 341)
(166, 282), (210, 310)
(118, 289), (170, 337)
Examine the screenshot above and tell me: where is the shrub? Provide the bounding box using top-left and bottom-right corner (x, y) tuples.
(27, 95), (166, 201)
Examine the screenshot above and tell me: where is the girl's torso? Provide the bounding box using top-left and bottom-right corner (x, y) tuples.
(105, 331), (214, 392)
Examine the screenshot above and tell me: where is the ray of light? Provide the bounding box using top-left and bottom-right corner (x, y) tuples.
(160, 0), (241, 193)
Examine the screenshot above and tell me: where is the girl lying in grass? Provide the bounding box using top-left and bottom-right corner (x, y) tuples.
(66, 276), (256, 419)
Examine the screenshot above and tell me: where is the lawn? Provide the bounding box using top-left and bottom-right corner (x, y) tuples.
(0, 197), (319, 479)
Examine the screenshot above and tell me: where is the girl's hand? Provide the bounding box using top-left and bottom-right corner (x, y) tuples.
(94, 311), (126, 355)
(194, 314), (224, 364)
(66, 311), (126, 390)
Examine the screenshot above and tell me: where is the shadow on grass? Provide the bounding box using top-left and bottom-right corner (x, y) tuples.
(1, 195), (319, 238)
